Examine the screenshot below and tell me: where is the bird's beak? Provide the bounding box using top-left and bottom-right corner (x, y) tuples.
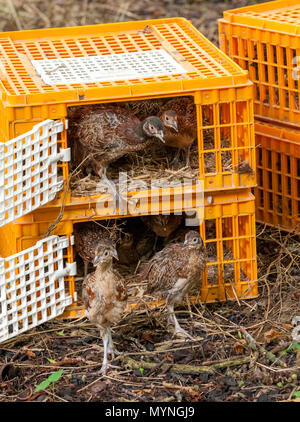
(156, 130), (165, 143)
(171, 121), (178, 132)
(93, 254), (100, 266)
(183, 240), (188, 248)
(112, 248), (119, 260)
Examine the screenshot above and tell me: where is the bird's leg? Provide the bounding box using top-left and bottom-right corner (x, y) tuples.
(167, 304), (194, 340)
(84, 260), (88, 277)
(170, 149), (181, 167)
(99, 329), (109, 374)
(99, 168), (126, 215)
(98, 328), (120, 375)
(99, 167), (118, 213)
(107, 327), (121, 359)
(185, 146), (191, 167)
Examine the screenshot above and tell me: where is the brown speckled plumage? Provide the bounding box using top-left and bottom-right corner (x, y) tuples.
(116, 233), (139, 265)
(125, 98), (167, 121)
(74, 221), (120, 275)
(82, 240), (127, 374)
(141, 230), (206, 338)
(116, 228), (156, 266)
(158, 97), (197, 153)
(69, 104), (164, 177)
(140, 214), (183, 238)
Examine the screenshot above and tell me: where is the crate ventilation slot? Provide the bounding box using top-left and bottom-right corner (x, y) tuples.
(31, 49), (188, 85)
(0, 235), (76, 342)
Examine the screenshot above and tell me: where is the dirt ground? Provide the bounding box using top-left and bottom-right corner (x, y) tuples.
(0, 0), (299, 403)
(0, 223), (299, 402)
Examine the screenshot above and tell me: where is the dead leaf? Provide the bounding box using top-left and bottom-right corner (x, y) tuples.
(20, 349), (36, 358)
(292, 292), (300, 300)
(26, 350), (36, 358)
(142, 331), (154, 343)
(283, 324), (293, 330)
(90, 381), (107, 394)
(163, 354), (174, 362)
(17, 387), (33, 401)
(264, 329), (284, 344)
(233, 341), (245, 355)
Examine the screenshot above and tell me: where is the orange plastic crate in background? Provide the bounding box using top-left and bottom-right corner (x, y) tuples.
(219, 0), (300, 127)
(0, 18), (255, 201)
(0, 190), (258, 317)
(255, 121), (300, 233)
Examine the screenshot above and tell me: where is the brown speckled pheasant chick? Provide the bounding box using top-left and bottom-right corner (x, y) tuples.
(116, 229), (157, 266)
(69, 105), (164, 210)
(140, 230), (206, 338)
(116, 232), (139, 265)
(140, 214), (183, 250)
(74, 221), (120, 277)
(141, 214), (183, 238)
(158, 97), (197, 166)
(125, 98), (167, 121)
(82, 240), (127, 374)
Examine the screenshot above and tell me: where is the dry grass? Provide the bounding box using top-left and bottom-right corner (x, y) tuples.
(0, 0), (266, 47)
(70, 142), (200, 197)
(0, 0), (297, 403)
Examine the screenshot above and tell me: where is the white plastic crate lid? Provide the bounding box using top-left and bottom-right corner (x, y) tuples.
(0, 119), (70, 228)
(31, 49), (188, 85)
(0, 235), (76, 343)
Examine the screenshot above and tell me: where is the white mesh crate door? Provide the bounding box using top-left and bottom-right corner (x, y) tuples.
(0, 235), (76, 342)
(0, 119), (70, 227)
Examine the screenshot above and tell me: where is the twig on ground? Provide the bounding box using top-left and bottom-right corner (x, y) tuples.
(121, 355), (252, 374)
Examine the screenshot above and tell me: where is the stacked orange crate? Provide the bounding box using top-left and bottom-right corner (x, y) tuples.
(0, 18), (258, 340)
(219, 0), (300, 233)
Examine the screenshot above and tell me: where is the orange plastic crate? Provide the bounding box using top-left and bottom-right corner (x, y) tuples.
(255, 120), (300, 233)
(0, 190), (258, 317)
(219, 0), (300, 127)
(0, 17), (255, 213)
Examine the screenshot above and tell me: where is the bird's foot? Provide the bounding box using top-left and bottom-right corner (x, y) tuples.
(170, 156), (181, 169)
(99, 173), (127, 214)
(185, 156), (191, 168)
(97, 362), (121, 375)
(107, 345), (121, 360)
(116, 190), (128, 216)
(173, 325), (194, 340)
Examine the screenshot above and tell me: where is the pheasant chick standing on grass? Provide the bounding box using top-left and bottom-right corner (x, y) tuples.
(140, 230), (206, 339)
(82, 240), (127, 374)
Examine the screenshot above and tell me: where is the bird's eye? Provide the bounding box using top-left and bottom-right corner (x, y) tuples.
(193, 238), (198, 243)
(165, 116), (169, 121)
(150, 125), (154, 131)
(104, 250), (109, 257)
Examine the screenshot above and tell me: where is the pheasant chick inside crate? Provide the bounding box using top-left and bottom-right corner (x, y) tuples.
(72, 195), (257, 315)
(68, 94), (254, 200)
(0, 18), (257, 227)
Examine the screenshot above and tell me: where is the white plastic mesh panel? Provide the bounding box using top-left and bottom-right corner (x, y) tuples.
(0, 236), (75, 342)
(0, 119), (69, 228)
(31, 49), (188, 85)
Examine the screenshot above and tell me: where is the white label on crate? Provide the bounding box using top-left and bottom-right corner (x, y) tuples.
(0, 235), (74, 343)
(31, 49), (188, 85)
(0, 119), (66, 228)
